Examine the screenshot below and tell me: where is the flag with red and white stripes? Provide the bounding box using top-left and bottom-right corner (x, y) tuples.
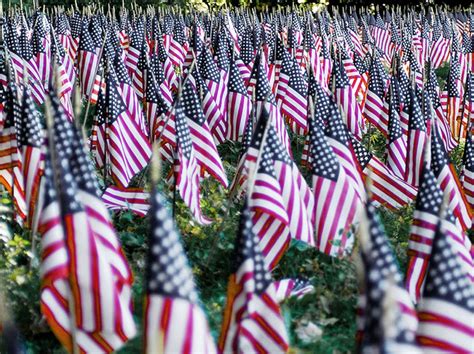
(333, 58), (365, 139)
(248, 108), (314, 269)
(307, 116), (361, 257)
(406, 163), (474, 303)
(405, 89), (427, 187)
(357, 199), (420, 353)
(226, 55), (251, 142)
(386, 78), (407, 179)
(219, 203), (289, 353)
(0, 85), (27, 222)
(199, 47), (227, 143)
(273, 278), (314, 303)
(351, 137), (417, 210)
(101, 70), (152, 187)
(144, 188), (217, 354)
(364, 57), (389, 135)
(276, 42), (308, 134)
(16, 87), (44, 228)
(102, 185), (150, 217)
(430, 127), (472, 231)
(416, 217), (474, 353)
(77, 21), (100, 98)
(39, 93), (136, 353)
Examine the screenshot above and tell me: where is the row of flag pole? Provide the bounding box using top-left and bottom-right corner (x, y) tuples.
(0, 2), (473, 353)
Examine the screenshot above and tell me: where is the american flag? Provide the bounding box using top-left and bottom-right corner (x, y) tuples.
(324, 96), (365, 202)
(149, 53), (173, 108)
(333, 58), (365, 139)
(430, 127), (472, 231)
(405, 88), (427, 187)
(226, 55), (251, 142)
(32, 15), (51, 91)
(179, 75), (228, 187)
(364, 56), (389, 135)
(416, 218), (474, 352)
(39, 93), (136, 353)
(273, 278), (314, 303)
(68, 12), (82, 62)
(168, 19), (187, 68)
(17, 27), (46, 105)
(250, 53), (291, 156)
(275, 42), (308, 134)
(430, 24), (450, 69)
(102, 69), (152, 187)
(102, 185), (150, 217)
(351, 137), (417, 210)
(462, 125), (474, 214)
(218, 202), (289, 353)
(445, 52), (463, 139)
(144, 58), (172, 141)
(0, 85), (27, 222)
(172, 100), (211, 225)
(199, 47), (227, 143)
(386, 78), (407, 179)
(16, 87), (44, 228)
(307, 116), (361, 257)
(114, 55), (148, 137)
(371, 14), (391, 61)
(357, 200), (420, 353)
(248, 108), (314, 269)
(144, 188), (217, 353)
(125, 18), (145, 76)
(77, 21), (99, 98)
(406, 162), (474, 304)
(426, 64), (457, 152)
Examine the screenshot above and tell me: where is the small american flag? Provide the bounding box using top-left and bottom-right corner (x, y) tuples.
(364, 57), (389, 135)
(248, 108), (314, 269)
(333, 58), (365, 139)
(307, 115), (361, 257)
(416, 218), (474, 352)
(0, 84), (27, 222)
(386, 78), (407, 179)
(430, 127), (472, 231)
(172, 101), (211, 225)
(144, 188), (217, 353)
(32, 15), (51, 91)
(218, 202), (289, 353)
(17, 27), (46, 105)
(275, 42), (308, 134)
(406, 163), (474, 303)
(226, 55), (251, 142)
(445, 52), (463, 139)
(77, 21), (99, 98)
(103, 69), (152, 187)
(102, 185), (150, 217)
(39, 92), (136, 353)
(426, 64), (457, 152)
(405, 88), (427, 186)
(180, 74), (228, 187)
(16, 87), (44, 228)
(351, 137), (417, 210)
(199, 47), (227, 143)
(324, 96), (366, 202)
(273, 278), (314, 303)
(114, 55), (148, 137)
(357, 200), (420, 353)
